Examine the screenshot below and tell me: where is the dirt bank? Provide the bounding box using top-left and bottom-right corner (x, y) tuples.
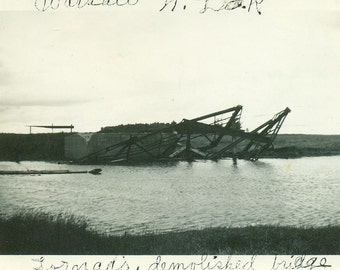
(0, 133), (66, 161)
(0, 133), (339, 162)
(266, 134), (340, 158)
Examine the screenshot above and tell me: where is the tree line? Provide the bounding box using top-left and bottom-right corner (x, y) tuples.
(99, 122), (177, 133)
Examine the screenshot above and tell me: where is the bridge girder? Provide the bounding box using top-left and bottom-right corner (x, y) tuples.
(75, 106), (290, 164)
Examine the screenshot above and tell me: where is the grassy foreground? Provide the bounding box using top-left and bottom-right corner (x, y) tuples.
(1, 212), (339, 255)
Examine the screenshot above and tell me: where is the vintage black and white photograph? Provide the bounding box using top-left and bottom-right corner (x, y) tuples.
(0, 0), (339, 260)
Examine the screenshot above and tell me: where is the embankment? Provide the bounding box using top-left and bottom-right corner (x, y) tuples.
(270, 134), (340, 158)
(0, 133), (340, 161)
(0, 133), (66, 161)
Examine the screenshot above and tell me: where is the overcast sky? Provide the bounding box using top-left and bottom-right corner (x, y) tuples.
(0, 0), (339, 134)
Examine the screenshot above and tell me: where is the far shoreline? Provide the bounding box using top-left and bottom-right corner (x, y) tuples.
(0, 133), (339, 162)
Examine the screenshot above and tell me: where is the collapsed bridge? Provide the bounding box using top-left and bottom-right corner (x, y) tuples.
(75, 105), (290, 164)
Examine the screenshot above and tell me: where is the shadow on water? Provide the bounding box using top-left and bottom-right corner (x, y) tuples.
(231, 162), (238, 171)
(250, 160), (272, 168)
(103, 158), (221, 169)
(105, 159), (181, 168)
(226, 158), (277, 178)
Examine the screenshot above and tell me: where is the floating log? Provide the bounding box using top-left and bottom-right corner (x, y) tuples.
(0, 168), (102, 175)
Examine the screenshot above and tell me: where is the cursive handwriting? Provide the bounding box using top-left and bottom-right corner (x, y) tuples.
(200, 0), (264, 14)
(34, 0), (264, 14)
(160, 0), (265, 14)
(35, 0), (139, 12)
(32, 256), (134, 270)
(271, 255), (332, 270)
(149, 255), (257, 270)
(31, 255), (333, 270)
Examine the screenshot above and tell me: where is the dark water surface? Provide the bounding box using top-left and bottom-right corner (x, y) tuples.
(1, 156), (339, 235)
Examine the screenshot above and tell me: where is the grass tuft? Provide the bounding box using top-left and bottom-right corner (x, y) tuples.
(0, 211), (339, 254)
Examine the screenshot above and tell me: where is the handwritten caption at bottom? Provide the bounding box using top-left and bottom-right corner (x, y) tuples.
(30, 255), (333, 270)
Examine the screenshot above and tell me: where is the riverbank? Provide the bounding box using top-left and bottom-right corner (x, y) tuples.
(0, 211), (339, 254)
(268, 134), (340, 158)
(0, 133), (340, 161)
(0, 133), (66, 162)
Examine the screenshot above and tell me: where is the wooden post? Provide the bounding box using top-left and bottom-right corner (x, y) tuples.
(185, 133), (192, 160)
(232, 136), (237, 165)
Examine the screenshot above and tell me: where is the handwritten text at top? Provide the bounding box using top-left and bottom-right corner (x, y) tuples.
(34, 0), (264, 14)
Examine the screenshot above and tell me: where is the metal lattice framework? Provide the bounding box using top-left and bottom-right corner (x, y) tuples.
(76, 106), (290, 164)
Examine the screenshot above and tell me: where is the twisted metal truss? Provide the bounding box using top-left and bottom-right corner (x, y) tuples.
(76, 106), (290, 164)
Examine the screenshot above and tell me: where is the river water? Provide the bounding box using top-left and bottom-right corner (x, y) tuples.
(0, 156), (339, 235)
